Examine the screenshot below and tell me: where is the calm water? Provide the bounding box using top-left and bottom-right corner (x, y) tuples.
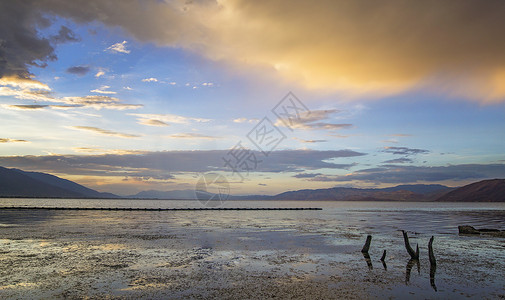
(1, 199), (504, 299)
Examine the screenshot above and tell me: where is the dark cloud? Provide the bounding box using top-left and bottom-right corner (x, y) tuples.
(51, 25), (79, 43)
(382, 158), (414, 164)
(382, 146), (430, 156)
(293, 173), (323, 178)
(0, 1), (56, 78)
(66, 65), (89, 76)
(309, 164), (505, 184)
(9, 104), (48, 110)
(0, 149), (366, 178)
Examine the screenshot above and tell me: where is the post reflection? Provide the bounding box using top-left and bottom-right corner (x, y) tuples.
(362, 252), (373, 270)
(430, 263), (437, 291)
(405, 258), (420, 285)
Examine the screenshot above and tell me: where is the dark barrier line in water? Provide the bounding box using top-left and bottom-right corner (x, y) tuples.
(0, 207), (322, 211)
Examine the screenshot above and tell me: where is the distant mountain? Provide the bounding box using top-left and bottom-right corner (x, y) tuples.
(127, 189), (197, 199)
(129, 184), (453, 201)
(436, 179), (505, 202)
(270, 184), (453, 201)
(4, 165), (502, 202)
(0, 166), (118, 198)
(380, 184), (450, 194)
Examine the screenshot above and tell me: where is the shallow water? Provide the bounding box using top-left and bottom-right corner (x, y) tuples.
(0, 199), (504, 299)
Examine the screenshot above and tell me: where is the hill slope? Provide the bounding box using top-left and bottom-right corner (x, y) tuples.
(436, 179), (505, 202)
(0, 166), (118, 198)
(14, 169), (117, 198)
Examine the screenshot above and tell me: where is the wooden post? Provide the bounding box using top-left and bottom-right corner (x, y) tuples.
(402, 230), (419, 259)
(361, 235), (372, 253)
(428, 236), (436, 267)
(428, 235), (437, 291)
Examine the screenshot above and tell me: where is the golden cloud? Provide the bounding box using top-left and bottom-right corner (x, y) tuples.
(71, 126), (140, 138)
(32, 0), (505, 102)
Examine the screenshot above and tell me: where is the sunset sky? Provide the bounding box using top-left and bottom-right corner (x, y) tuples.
(1, 0), (504, 196)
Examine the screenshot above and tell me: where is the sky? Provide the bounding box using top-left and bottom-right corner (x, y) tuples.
(0, 0), (504, 196)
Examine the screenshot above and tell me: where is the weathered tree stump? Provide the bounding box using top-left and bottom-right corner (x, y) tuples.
(361, 235), (372, 253)
(402, 230), (419, 260)
(428, 236), (436, 267)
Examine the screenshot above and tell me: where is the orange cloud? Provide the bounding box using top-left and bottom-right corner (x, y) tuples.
(7, 1), (505, 102)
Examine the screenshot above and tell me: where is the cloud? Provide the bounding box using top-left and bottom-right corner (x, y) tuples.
(382, 146), (430, 156)
(72, 147), (147, 155)
(5, 1), (505, 102)
(165, 133), (220, 140)
(71, 126), (140, 138)
(51, 25), (79, 44)
(1, 76), (142, 110)
(0, 1), (56, 78)
(382, 139), (399, 144)
(293, 137), (327, 143)
(90, 85), (116, 94)
(66, 65), (90, 76)
(141, 77), (158, 82)
(60, 95), (143, 110)
(388, 134), (412, 137)
(0, 149), (366, 178)
(8, 104), (48, 110)
(308, 164), (505, 184)
(0, 138), (28, 143)
(0, 76), (50, 90)
(138, 119), (169, 127)
(293, 173), (323, 178)
(105, 41), (130, 54)
(233, 118), (259, 123)
(275, 109), (352, 131)
(95, 70), (105, 78)
(13, 0), (505, 102)
(382, 158), (414, 164)
(130, 113), (210, 125)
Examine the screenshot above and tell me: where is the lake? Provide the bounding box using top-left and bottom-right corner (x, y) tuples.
(1, 199), (504, 299)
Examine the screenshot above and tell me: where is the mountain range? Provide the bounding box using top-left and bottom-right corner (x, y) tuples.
(0, 166), (504, 201)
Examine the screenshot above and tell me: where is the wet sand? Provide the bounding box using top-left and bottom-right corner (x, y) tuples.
(1, 204), (504, 299)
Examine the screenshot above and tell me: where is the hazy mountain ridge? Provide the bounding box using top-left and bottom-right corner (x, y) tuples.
(127, 189), (197, 199)
(270, 185), (452, 201)
(1, 166), (504, 201)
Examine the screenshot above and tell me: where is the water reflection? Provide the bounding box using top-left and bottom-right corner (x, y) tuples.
(362, 252), (373, 270)
(381, 259), (387, 270)
(430, 263), (437, 291)
(405, 258), (420, 285)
